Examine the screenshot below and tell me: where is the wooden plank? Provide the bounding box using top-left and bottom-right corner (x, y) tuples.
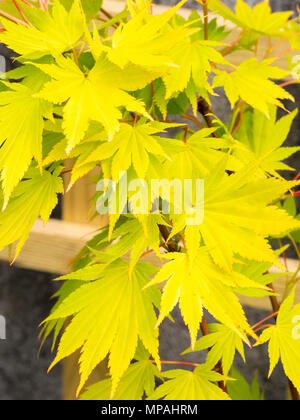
(0, 218), (96, 274)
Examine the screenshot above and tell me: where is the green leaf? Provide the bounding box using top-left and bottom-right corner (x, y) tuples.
(0, 0), (84, 59)
(227, 367), (264, 401)
(60, 0), (103, 20)
(0, 168), (63, 260)
(145, 248), (262, 348)
(0, 79), (53, 206)
(192, 163), (300, 271)
(45, 260), (161, 397)
(188, 12), (230, 42)
(162, 36), (229, 101)
(148, 365), (231, 400)
(259, 288), (300, 394)
(283, 197), (297, 217)
(163, 128), (232, 180)
(234, 107), (299, 175)
(106, 0), (191, 70)
(80, 356), (160, 400)
(183, 323), (245, 376)
(233, 257), (285, 298)
(78, 121), (179, 180)
(35, 54), (156, 150)
(208, 0), (292, 38)
(213, 59), (293, 117)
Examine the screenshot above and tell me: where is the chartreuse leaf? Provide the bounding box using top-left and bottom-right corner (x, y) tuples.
(148, 365), (231, 400)
(145, 248), (263, 349)
(183, 323), (245, 376)
(285, 22), (300, 50)
(0, 0), (83, 59)
(208, 0), (292, 38)
(39, 279), (85, 351)
(213, 59), (293, 117)
(35, 54), (156, 150)
(233, 257), (286, 298)
(80, 344), (160, 400)
(0, 78), (53, 207)
(44, 260), (161, 397)
(192, 162), (300, 271)
(258, 288), (300, 394)
(105, 0), (192, 70)
(187, 11), (230, 42)
(291, 220), (300, 244)
(0, 168), (63, 260)
(80, 359), (159, 400)
(79, 121), (184, 180)
(283, 196), (297, 217)
(127, 0), (152, 16)
(101, 214), (163, 276)
(227, 367), (264, 401)
(234, 107), (299, 175)
(60, 0), (103, 20)
(162, 35), (230, 103)
(163, 128), (232, 180)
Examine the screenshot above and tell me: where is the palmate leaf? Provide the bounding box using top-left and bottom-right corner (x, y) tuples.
(44, 260), (161, 397)
(148, 365), (231, 400)
(0, 79), (53, 206)
(162, 35), (229, 103)
(145, 249), (263, 348)
(208, 0), (292, 38)
(227, 367), (264, 401)
(39, 279), (85, 352)
(82, 217), (159, 274)
(187, 11), (230, 42)
(0, 168), (63, 260)
(78, 121), (180, 180)
(259, 288), (300, 394)
(234, 107), (299, 175)
(187, 161), (300, 271)
(80, 345), (160, 400)
(80, 359), (159, 400)
(213, 59), (293, 117)
(35, 54), (157, 150)
(183, 323), (245, 376)
(60, 0), (103, 20)
(233, 256), (286, 298)
(163, 128), (232, 180)
(0, 0), (83, 59)
(127, 0), (152, 16)
(105, 0), (191, 70)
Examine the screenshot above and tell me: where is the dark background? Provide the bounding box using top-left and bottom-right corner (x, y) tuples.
(0, 0), (299, 400)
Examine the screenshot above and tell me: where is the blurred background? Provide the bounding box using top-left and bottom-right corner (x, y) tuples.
(0, 0), (299, 400)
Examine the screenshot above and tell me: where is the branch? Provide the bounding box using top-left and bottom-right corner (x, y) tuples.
(201, 0), (209, 41)
(0, 9), (28, 26)
(181, 113), (205, 130)
(222, 30), (246, 56)
(12, 0), (32, 25)
(197, 97), (218, 136)
(158, 225), (178, 253)
(157, 360), (200, 368)
(100, 7), (113, 20)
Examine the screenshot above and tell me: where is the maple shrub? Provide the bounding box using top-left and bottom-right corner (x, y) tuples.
(0, 0), (300, 401)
